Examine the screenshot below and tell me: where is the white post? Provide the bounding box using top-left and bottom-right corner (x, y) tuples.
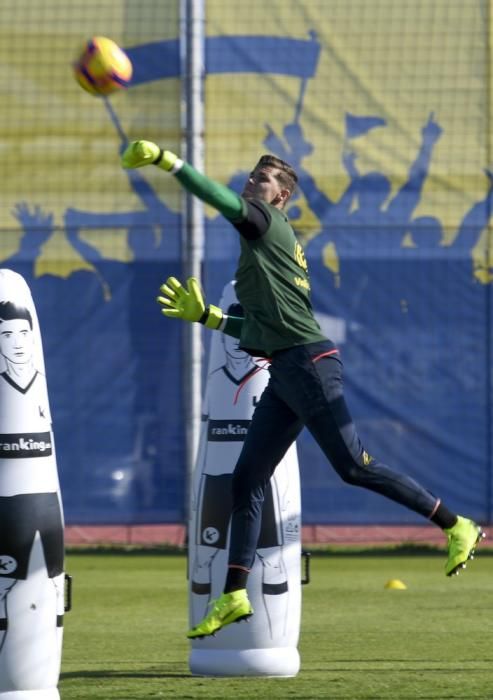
(180, 0), (205, 515)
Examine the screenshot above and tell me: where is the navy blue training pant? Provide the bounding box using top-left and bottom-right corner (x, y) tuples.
(228, 340), (439, 570)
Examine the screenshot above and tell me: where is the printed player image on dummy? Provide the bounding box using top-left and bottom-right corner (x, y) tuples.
(0, 270), (66, 700)
(188, 282), (302, 677)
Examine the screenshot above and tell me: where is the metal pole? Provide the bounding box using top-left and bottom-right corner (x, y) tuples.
(180, 0), (205, 519)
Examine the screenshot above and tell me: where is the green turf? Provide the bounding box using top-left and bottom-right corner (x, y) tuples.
(59, 551), (493, 699)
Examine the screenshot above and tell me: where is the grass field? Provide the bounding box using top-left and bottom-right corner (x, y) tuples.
(59, 550), (493, 699)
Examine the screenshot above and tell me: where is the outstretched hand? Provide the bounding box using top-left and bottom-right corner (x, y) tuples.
(157, 276), (224, 329)
(157, 276), (206, 322)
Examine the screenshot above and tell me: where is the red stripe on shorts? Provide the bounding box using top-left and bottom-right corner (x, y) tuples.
(312, 349), (339, 363)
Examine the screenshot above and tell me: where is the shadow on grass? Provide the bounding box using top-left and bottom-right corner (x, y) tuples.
(61, 667), (191, 680)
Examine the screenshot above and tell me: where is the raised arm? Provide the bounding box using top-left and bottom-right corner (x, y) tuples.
(121, 140), (245, 222)
(64, 208), (104, 262)
(387, 112), (442, 221)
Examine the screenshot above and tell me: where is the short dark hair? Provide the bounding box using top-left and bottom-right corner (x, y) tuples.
(255, 154), (298, 196)
(0, 301), (33, 329)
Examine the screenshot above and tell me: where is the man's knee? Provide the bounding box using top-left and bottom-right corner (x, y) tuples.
(331, 443), (377, 485)
(336, 456), (375, 486)
(339, 463), (363, 485)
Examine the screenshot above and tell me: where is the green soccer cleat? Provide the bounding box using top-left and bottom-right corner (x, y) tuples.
(187, 589), (253, 639)
(444, 516), (485, 576)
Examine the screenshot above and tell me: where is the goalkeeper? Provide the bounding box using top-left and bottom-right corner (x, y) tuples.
(121, 141), (484, 639)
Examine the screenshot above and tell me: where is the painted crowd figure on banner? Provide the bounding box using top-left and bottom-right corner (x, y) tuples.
(265, 113), (443, 276)
(264, 112), (493, 406)
(405, 167), (493, 280)
(265, 113), (493, 288)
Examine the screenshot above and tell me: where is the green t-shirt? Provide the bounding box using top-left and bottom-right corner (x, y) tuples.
(231, 201), (326, 356)
(174, 162), (326, 355)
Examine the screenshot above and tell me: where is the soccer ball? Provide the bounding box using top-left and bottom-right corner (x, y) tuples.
(73, 36), (133, 96)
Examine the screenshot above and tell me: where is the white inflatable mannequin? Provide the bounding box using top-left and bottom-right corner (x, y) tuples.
(0, 270), (65, 700)
(188, 281), (302, 677)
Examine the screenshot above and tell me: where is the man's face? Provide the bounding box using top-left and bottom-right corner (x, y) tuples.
(0, 319), (33, 364)
(242, 166), (286, 206)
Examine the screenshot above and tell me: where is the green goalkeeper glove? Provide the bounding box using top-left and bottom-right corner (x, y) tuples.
(157, 276), (224, 330)
(121, 140), (181, 172)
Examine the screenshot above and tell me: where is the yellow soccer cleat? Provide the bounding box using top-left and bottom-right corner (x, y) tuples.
(444, 516), (485, 576)
(187, 589), (253, 639)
